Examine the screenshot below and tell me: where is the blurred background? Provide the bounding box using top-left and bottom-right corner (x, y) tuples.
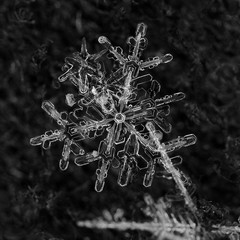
(1, 0), (240, 239)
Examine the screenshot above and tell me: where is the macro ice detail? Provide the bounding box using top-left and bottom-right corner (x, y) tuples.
(30, 23), (197, 204)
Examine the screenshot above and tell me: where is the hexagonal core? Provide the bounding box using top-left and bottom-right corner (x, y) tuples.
(114, 113), (126, 124)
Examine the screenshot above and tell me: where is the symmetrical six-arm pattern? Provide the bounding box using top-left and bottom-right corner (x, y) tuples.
(30, 23), (196, 195)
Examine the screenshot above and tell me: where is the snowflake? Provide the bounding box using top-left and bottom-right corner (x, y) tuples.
(77, 194), (203, 240)
(77, 194), (240, 240)
(30, 23), (197, 204)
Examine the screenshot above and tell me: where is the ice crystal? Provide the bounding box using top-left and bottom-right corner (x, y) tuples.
(77, 194), (240, 240)
(77, 194), (203, 240)
(30, 23), (197, 203)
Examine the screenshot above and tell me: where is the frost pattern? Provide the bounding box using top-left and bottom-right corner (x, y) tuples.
(30, 23), (196, 205)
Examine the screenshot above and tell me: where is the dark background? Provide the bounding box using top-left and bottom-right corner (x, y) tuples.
(1, 0), (240, 239)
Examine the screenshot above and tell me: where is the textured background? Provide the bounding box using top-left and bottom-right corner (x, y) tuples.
(1, 0), (240, 239)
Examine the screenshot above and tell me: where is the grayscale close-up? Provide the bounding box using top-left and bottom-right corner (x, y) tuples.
(1, 1), (240, 240)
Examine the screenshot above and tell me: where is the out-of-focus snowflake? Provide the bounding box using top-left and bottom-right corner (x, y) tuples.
(77, 194), (204, 240)
(76, 194), (240, 240)
(30, 23), (196, 206)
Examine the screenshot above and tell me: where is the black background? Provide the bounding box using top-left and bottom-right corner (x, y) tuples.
(1, 0), (240, 239)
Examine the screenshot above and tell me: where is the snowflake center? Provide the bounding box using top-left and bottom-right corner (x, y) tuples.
(114, 113), (126, 124)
